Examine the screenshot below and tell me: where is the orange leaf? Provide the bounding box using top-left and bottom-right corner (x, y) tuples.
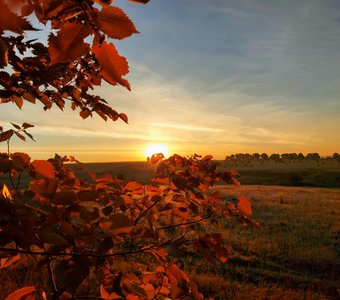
(48, 23), (91, 65)
(0, 254), (20, 269)
(92, 37), (130, 90)
(22, 92), (36, 103)
(150, 153), (164, 164)
(31, 160), (55, 179)
(124, 181), (143, 192)
(237, 197), (252, 215)
(12, 95), (23, 109)
(4, 286), (36, 300)
(96, 6), (138, 40)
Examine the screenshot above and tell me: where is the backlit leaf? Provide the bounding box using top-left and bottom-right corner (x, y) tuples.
(48, 23), (91, 65)
(0, 129), (14, 142)
(31, 160), (55, 179)
(92, 37), (131, 90)
(119, 113), (128, 123)
(2, 183), (12, 200)
(0, 254), (20, 269)
(4, 286), (36, 300)
(237, 197), (252, 215)
(96, 6), (139, 40)
(100, 213), (134, 235)
(12, 95), (23, 109)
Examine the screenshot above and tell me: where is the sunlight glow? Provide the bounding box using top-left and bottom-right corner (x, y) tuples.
(144, 144), (169, 158)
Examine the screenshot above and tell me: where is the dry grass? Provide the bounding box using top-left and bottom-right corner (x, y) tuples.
(184, 185), (340, 299)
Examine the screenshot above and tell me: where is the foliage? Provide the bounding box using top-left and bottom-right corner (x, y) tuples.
(0, 1), (259, 298)
(0, 145), (259, 299)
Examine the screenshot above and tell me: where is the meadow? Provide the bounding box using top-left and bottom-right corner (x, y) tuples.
(1, 160), (339, 299)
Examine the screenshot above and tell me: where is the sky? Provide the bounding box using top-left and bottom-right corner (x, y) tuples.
(1, 0), (340, 162)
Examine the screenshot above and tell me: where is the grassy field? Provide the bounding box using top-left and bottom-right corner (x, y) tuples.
(184, 185), (340, 299)
(1, 185), (339, 299)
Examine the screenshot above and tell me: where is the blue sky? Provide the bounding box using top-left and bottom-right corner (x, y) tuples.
(1, 0), (339, 161)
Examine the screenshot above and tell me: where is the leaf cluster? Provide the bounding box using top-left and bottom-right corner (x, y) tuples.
(0, 0), (146, 122)
(0, 152), (259, 299)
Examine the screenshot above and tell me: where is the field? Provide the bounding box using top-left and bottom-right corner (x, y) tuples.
(1, 161), (340, 299)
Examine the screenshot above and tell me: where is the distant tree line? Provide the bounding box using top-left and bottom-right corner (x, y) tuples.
(225, 152), (340, 165)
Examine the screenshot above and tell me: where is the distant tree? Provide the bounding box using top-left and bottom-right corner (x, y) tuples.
(260, 153), (269, 161)
(269, 153), (281, 162)
(306, 153), (321, 161)
(251, 153), (260, 161)
(333, 152), (340, 160)
(298, 153), (305, 160)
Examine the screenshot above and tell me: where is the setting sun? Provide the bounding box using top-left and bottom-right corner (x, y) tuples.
(144, 144), (169, 158)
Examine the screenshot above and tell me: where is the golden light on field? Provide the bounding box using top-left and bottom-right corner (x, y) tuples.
(144, 144), (169, 158)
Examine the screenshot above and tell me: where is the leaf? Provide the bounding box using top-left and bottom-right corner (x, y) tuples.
(0, 37), (8, 67)
(172, 174), (186, 190)
(11, 152), (31, 167)
(2, 184), (12, 200)
(22, 123), (34, 129)
(237, 197), (252, 215)
(11, 123), (21, 130)
(48, 23), (92, 65)
(31, 160), (55, 179)
(119, 113), (128, 123)
(92, 37), (131, 90)
(80, 109), (91, 119)
(12, 95), (23, 109)
(96, 6), (139, 40)
(53, 191), (78, 205)
(0, 130), (14, 142)
(150, 153), (164, 164)
(0, 2), (36, 34)
(124, 181), (144, 192)
(14, 131), (26, 142)
(100, 285), (121, 299)
(39, 231), (68, 246)
(0, 254), (20, 269)
(100, 214), (134, 235)
(4, 286), (36, 300)
(22, 92), (36, 104)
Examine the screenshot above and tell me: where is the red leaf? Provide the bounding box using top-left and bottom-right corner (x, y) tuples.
(31, 160), (55, 179)
(0, 2), (36, 34)
(11, 152), (31, 167)
(151, 153), (164, 164)
(0, 37), (8, 67)
(0, 130), (14, 142)
(48, 23), (91, 65)
(92, 37), (130, 90)
(96, 6), (139, 40)
(80, 109), (91, 119)
(237, 197), (252, 215)
(22, 92), (36, 103)
(12, 95), (23, 109)
(4, 286), (36, 300)
(14, 131), (26, 142)
(53, 191), (78, 205)
(119, 113), (128, 123)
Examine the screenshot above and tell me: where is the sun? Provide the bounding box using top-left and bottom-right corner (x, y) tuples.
(144, 144), (169, 158)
